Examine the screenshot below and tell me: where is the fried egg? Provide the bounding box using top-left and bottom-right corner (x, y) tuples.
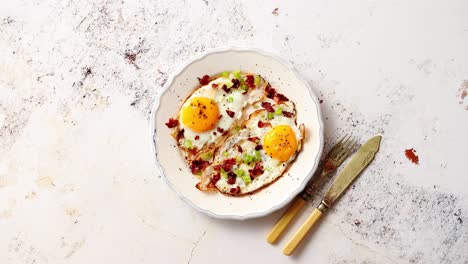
(169, 71), (267, 168)
(198, 101), (305, 195)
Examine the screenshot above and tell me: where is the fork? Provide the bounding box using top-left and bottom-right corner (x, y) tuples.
(266, 134), (357, 244)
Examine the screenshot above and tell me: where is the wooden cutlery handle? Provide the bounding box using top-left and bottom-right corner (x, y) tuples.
(282, 208), (323, 256)
(266, 197), (306, 244)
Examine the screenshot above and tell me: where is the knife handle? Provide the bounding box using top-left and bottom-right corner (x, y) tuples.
(282, 208), (323, 256)
(266, 197), (306, 244)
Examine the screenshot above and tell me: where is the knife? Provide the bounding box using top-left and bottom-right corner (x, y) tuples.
(282, 135), (382, 256)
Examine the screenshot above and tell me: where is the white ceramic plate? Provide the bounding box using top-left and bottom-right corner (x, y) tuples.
(150, 47), (324, 220)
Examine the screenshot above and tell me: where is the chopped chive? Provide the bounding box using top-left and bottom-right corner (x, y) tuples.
(254, 150), (261, 161)
(220, 168), (228, 179)
(222, 71), (229, 78)
(225, 80), (234, 88)
(223, 151), (229, 157)
(254, 75), (261, 87)
(274, 107), (283, 115)
(202, 152), (212, 161)
(235, 169), (251, 185)
(268, 112), (274, 120)
(184, 139), (194, 149)
(228, 96), (234, 103)
(232, 70), (241, 80)
(243, 153), (254, 164)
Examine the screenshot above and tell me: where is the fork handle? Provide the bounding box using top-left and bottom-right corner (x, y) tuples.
(282, 207), (323, 256)
(266, 197), (306, 244)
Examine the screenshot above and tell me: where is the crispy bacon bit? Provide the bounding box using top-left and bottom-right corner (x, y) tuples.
(258, 120), (271, 128)
(213, 131), (217, 136)
(224, 159), (236, 171)
(213, 158), (236, 172)
(211, 173), (221, 184)
(190, 159), (210, 174)
(211, 83), (219, 88)
(230, 186), (240, 194)
(218, 114), (223, 119)
(221, 84), (230, 93)
(231, 79), (240, 88)
(283, 111), (293, 118)
(255, 145), (263, 151)
(249, 162), (264, 178)
(176, 129), (185, 140)
(198, 75), (210, 85)
(247, 137), (260, 143)
(223, 131), (229, 136)
(165, 118), (179, 128)
(226, 109), (235, 118)
(273, 93), (289, 103)
(217, 127), (224, 133)
(194, 135), (200, 140)
(227, 172), (236, 184)
(261, 102), (274, 112)
(245, 75), (255, 88)
(265, 85), (276, 99)
(234, 144), (243, 153)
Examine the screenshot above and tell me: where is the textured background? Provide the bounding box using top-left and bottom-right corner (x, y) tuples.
(1, 0), (467, 263)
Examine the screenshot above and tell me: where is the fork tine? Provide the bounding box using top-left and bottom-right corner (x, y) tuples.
(335, 136), (355, 161)
(339, 138), (358, 163)
(342, 135), (354, 150)
(328, 134), (349, 157)
(327, 140), (341, 157)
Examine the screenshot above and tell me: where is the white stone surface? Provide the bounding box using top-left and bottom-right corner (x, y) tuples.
(1, 0), (467, 263)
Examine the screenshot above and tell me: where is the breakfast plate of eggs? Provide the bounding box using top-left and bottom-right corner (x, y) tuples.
(150, 47), (324, 220)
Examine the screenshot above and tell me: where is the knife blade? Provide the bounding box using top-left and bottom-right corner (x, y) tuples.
(321, 135), (381, 209)
(282, 135), (382, 256)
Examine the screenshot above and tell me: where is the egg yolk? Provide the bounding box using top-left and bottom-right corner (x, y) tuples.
(181, 97), (220, 132)
(263, 125), (298, 162)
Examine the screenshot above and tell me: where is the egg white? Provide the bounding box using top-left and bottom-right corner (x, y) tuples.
(214, 102), (304, 194)
(178, 75), (263, 151)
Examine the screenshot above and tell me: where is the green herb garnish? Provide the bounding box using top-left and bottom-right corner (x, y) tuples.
(234, 168), (251, 185)
(240, 84), (248, 92)
(254, 150), (261, 160)
(184, 139), (194, 150)
(274, 107), (283, 115)
(232, 70), (241, 80)
(228, 96), (234, 103)
(243, 154), (254, 164)
(254, 75), (261, 87)
(220, 168), (228, 179)
(243, 151), (262, 164)
(202, 152), (212, 161)
(225, 80), (234, 88)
